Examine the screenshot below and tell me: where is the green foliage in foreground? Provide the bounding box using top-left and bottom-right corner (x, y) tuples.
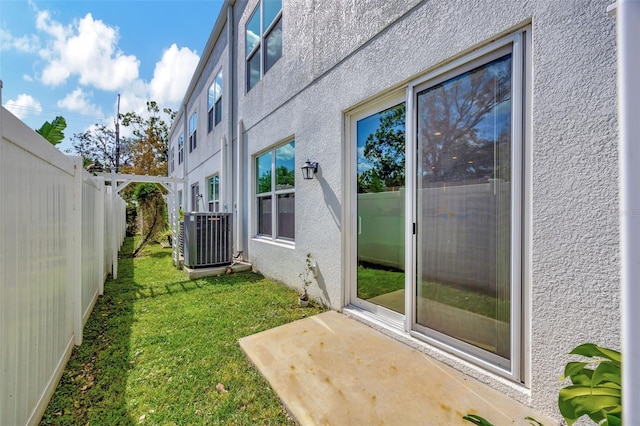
(463, 414), (543, 425)
(36, 116), (66, 146)
(558, 344), (622, 426)
(42, 238), (325, 425)
(463, 343), (622, 426)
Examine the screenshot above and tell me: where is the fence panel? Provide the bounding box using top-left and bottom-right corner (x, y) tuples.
(1, 107), (76, 425)
(81, 172), (103, 326)
(0, 106), (125, 425)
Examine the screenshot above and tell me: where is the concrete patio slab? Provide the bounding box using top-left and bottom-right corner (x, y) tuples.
(239, 310), (555, 426)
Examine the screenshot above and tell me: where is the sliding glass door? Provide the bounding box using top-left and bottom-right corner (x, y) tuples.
(414, 49), (515, 368)
(349, 32), (524, 376)
(353, 99), (406, 319)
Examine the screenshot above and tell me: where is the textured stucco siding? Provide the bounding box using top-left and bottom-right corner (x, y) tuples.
(239, 0), (618, 419)
(165, 0), (621, 420)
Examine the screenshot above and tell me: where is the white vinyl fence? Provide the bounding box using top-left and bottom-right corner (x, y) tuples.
(0, 105), (126, 425)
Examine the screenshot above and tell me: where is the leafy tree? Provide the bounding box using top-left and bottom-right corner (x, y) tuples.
(359, 104), (406, 193)
(275, 165), (295, 189)
(131, 183), (167, 257)
(120, 101), (175, 176)
(418, 56), (512, 185)
(258, 171), (271, 194)
(36, 116), (66, 146)
(68, 124), (132, 172)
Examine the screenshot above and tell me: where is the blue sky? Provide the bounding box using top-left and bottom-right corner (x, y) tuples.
(0, 0), (224, 152)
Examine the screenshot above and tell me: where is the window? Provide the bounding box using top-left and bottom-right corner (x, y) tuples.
(208, 70), (223, 131)
(189, 112), (197, 152)
(191, 182), (200, 212)
(178, 135), (184, 164)
(246, 0), (282, 91)
(208, 175), (220, 212)
(255, 141), (295, 240)
(169, 147), (175, 173)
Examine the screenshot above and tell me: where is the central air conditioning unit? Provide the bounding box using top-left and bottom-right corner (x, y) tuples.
(183, 212), (232, 268)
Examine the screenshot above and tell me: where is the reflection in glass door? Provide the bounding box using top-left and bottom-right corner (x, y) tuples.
(355, 103), (406, 315)
(414, 52), (513, 366)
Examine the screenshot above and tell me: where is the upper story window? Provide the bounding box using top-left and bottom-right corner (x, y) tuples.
(255, 140), (295, 241)
(169, 147), (175, 173)
(178, 135), (184, 164)
(208, 70), (223, 132)
(189, 112), (197, 152)
(246, 0), (282, 92)
(208, 174), (220, 212)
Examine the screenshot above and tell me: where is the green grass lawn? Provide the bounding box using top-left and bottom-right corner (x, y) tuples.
(41, 238), (325, 425)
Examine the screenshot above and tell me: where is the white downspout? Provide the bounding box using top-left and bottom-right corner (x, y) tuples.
(227, 3), (243, 257)
(183, 104), (189, 212)
(616, 0), (640, 418)
(221, 135), (227, 211)
(236, 119), (244, 256)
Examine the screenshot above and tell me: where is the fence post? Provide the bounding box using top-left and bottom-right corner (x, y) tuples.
(96, 176), (105, 294)
(71, 157), (83, 346)
(111, 170), (118, 280)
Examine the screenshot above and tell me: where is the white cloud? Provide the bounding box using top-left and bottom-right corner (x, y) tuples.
(37, 11), (139, 90)
(57, 88), (103, 117)
(4, 94), (43, 119)
(148, 43), (199, 106)
(23, 74), (34, 82)
(0, 28), (40, 53)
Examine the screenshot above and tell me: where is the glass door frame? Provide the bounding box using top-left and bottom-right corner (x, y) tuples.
(345, 90), (408, 327)
(406, 31), (527, 381)
(344, 29), (529, 384)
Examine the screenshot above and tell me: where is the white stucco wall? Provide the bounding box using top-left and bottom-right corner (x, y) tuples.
(236, 0), (618, 419)
(170, 0), (619, 420)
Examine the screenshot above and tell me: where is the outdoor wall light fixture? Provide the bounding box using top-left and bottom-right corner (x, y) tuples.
(301, 160), (319, 180)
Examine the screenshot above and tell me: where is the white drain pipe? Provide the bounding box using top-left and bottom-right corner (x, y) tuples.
(616, 0), (640, 418)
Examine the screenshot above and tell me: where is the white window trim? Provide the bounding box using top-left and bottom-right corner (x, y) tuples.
(191, 182), (201, 212)
(245, 0), (282, 92)
(207, 174), (220, 212)
(253, 141), (295, 244)
(208, 69), (223, 131)
(178, 135), (184, 165)
(189, 112), (197, 152)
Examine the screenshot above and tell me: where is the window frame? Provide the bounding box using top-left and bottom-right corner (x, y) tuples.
(245, 0), (283, 92)
(207, 174), (220, 212)
(178, 135), (184, 165)
(189, 112), (197, 152)
(191, 182), (200, 212)
(254, 140), (295, 242)
(208, 69), (223, 132)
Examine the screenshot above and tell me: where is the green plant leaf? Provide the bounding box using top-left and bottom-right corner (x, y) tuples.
(558, 385), (621, 425)
(562, 361), (590, 380)
(591, 362), (622, 387)
(462, 414), (494, 426)
(36, 116), (67, 146)
(524, 416), (545, 426)
(569, 344), (621, 366)
(605, 412), (622, 426)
